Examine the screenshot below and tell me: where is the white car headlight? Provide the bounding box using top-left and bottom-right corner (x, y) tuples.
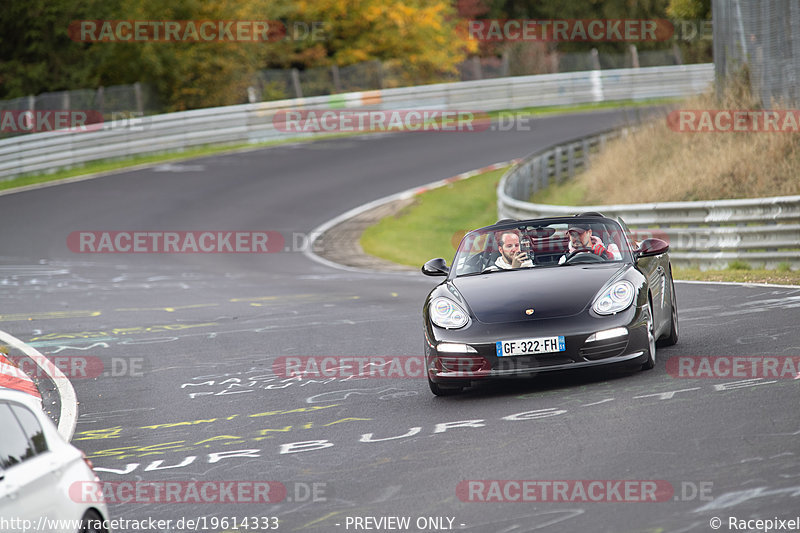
(429, 297), (469, 329)
(592, 280), (635, 315)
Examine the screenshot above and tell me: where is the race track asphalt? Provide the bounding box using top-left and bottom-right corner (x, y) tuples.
(1, 108), (798, 532)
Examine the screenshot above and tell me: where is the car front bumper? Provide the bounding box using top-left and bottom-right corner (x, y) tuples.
(425, 304), (649, 384)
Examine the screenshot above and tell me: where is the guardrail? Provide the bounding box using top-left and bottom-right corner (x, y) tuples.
(497, 132), (800, 270)
(0, 64), (713, 179)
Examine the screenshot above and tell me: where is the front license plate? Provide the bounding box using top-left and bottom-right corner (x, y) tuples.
(496, 336), (566, 357)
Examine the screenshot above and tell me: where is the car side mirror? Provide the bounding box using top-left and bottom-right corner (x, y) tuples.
(635, 238), (669, 259)
(421, 258), (449, 276)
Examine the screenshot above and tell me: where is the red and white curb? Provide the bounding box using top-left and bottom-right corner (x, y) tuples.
(304, 160), (521, 273)
(0, 352), (41, 399)
(0, 330), (78, 441)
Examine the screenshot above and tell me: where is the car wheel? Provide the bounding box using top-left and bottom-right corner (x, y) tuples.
(657, 276), (679, 347)
(79, 509), (108, 533)
(428, 377), (464, 396)
(641, 302), (656, 370)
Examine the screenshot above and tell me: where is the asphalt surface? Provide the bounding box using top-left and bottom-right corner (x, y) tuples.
(1, 108), (799, 533)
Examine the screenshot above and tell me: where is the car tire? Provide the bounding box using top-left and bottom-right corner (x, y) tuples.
(657, 276), (679, 347)
(641, 302), (656, 370)
(79, 509), (108, 533)
(428, 377), (464, 396)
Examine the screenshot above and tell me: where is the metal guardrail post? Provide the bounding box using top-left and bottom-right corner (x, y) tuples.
(554, 146), (563, 183)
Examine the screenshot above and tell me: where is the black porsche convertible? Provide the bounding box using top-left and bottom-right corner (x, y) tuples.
(421, 214), (678, 396)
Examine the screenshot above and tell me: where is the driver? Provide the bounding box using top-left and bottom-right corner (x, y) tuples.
(493, 229), (534, 269)
(558, 223), (620, 264)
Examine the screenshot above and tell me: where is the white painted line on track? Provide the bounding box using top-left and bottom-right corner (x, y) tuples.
(0, 329), (78, 441)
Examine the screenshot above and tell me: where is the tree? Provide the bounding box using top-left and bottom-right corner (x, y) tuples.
(90, 0), (274, 111)
(0, 0), (111, 98)
(260, 0), (477, 86)
(667, 0), (711, 19)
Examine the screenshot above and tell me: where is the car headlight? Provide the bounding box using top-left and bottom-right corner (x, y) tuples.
(429, 297), (469, 329)
(592, 280), (635, 315)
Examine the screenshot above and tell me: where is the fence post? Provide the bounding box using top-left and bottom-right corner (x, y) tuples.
(554, 146), (564, 182)
(501, 50), (510, 77)
(629, 45), (640, 68)
(591, 48), (601, 70)
(290, 69), (303, 99)
(96, 86), (105, 115)
(567, 143), (576, 177)
(582, 138), (591, 165)
(376, 60), (385, 90)
(331, 64), (342, 93)
(134, 82), (143, 115)
(672, 43), (683, 65)
(471, 56), (482, 80)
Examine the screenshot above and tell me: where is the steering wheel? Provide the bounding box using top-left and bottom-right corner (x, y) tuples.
(563, 247), (607, 263)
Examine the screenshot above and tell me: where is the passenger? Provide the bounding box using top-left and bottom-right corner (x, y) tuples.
(494, 229), (534, 269)
(559, 223), (620, 264)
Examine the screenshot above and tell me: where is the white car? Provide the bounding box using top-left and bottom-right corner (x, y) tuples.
(0, 388), (109, 533)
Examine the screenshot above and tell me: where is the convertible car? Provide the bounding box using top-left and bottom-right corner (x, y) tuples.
(421, 214), (678, 395)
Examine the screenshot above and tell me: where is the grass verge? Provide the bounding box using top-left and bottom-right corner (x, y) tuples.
(361, 168), (507, 267)
(673, 267), (800, 285)
(360, 166), (800, 285)
(533, 73), (800, 205)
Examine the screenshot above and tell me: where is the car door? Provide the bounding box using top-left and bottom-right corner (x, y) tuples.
(0, 401), (61, 525)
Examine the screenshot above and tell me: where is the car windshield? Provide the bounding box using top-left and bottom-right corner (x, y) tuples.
(452, 219), (633, 277)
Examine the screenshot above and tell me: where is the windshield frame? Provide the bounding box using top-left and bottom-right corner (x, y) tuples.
(449, 216), (634, 279)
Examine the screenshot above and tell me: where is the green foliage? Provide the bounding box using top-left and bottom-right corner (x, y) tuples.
(727, 260), (753, 271)
(361, 168), (506, 267)
(0, 0), (111, 97)
(667, 0), (711, 19)
(2, 0), (476, 109)
(260, 0), (476, 85)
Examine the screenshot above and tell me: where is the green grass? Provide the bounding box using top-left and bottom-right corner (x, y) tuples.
(360, 165), (800, 285)
(489, 97), (679, 118)
(360, 167), (508, 267)
(674, 267), (800, 285)
(726, 260), (752, 271)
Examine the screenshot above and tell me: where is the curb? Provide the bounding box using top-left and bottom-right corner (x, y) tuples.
(0, 352), (42, 400)
(0, 330), (78, 441)
(305, 160), (520, 273)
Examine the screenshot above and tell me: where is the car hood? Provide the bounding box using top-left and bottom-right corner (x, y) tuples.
(452, 264), (627, 323)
